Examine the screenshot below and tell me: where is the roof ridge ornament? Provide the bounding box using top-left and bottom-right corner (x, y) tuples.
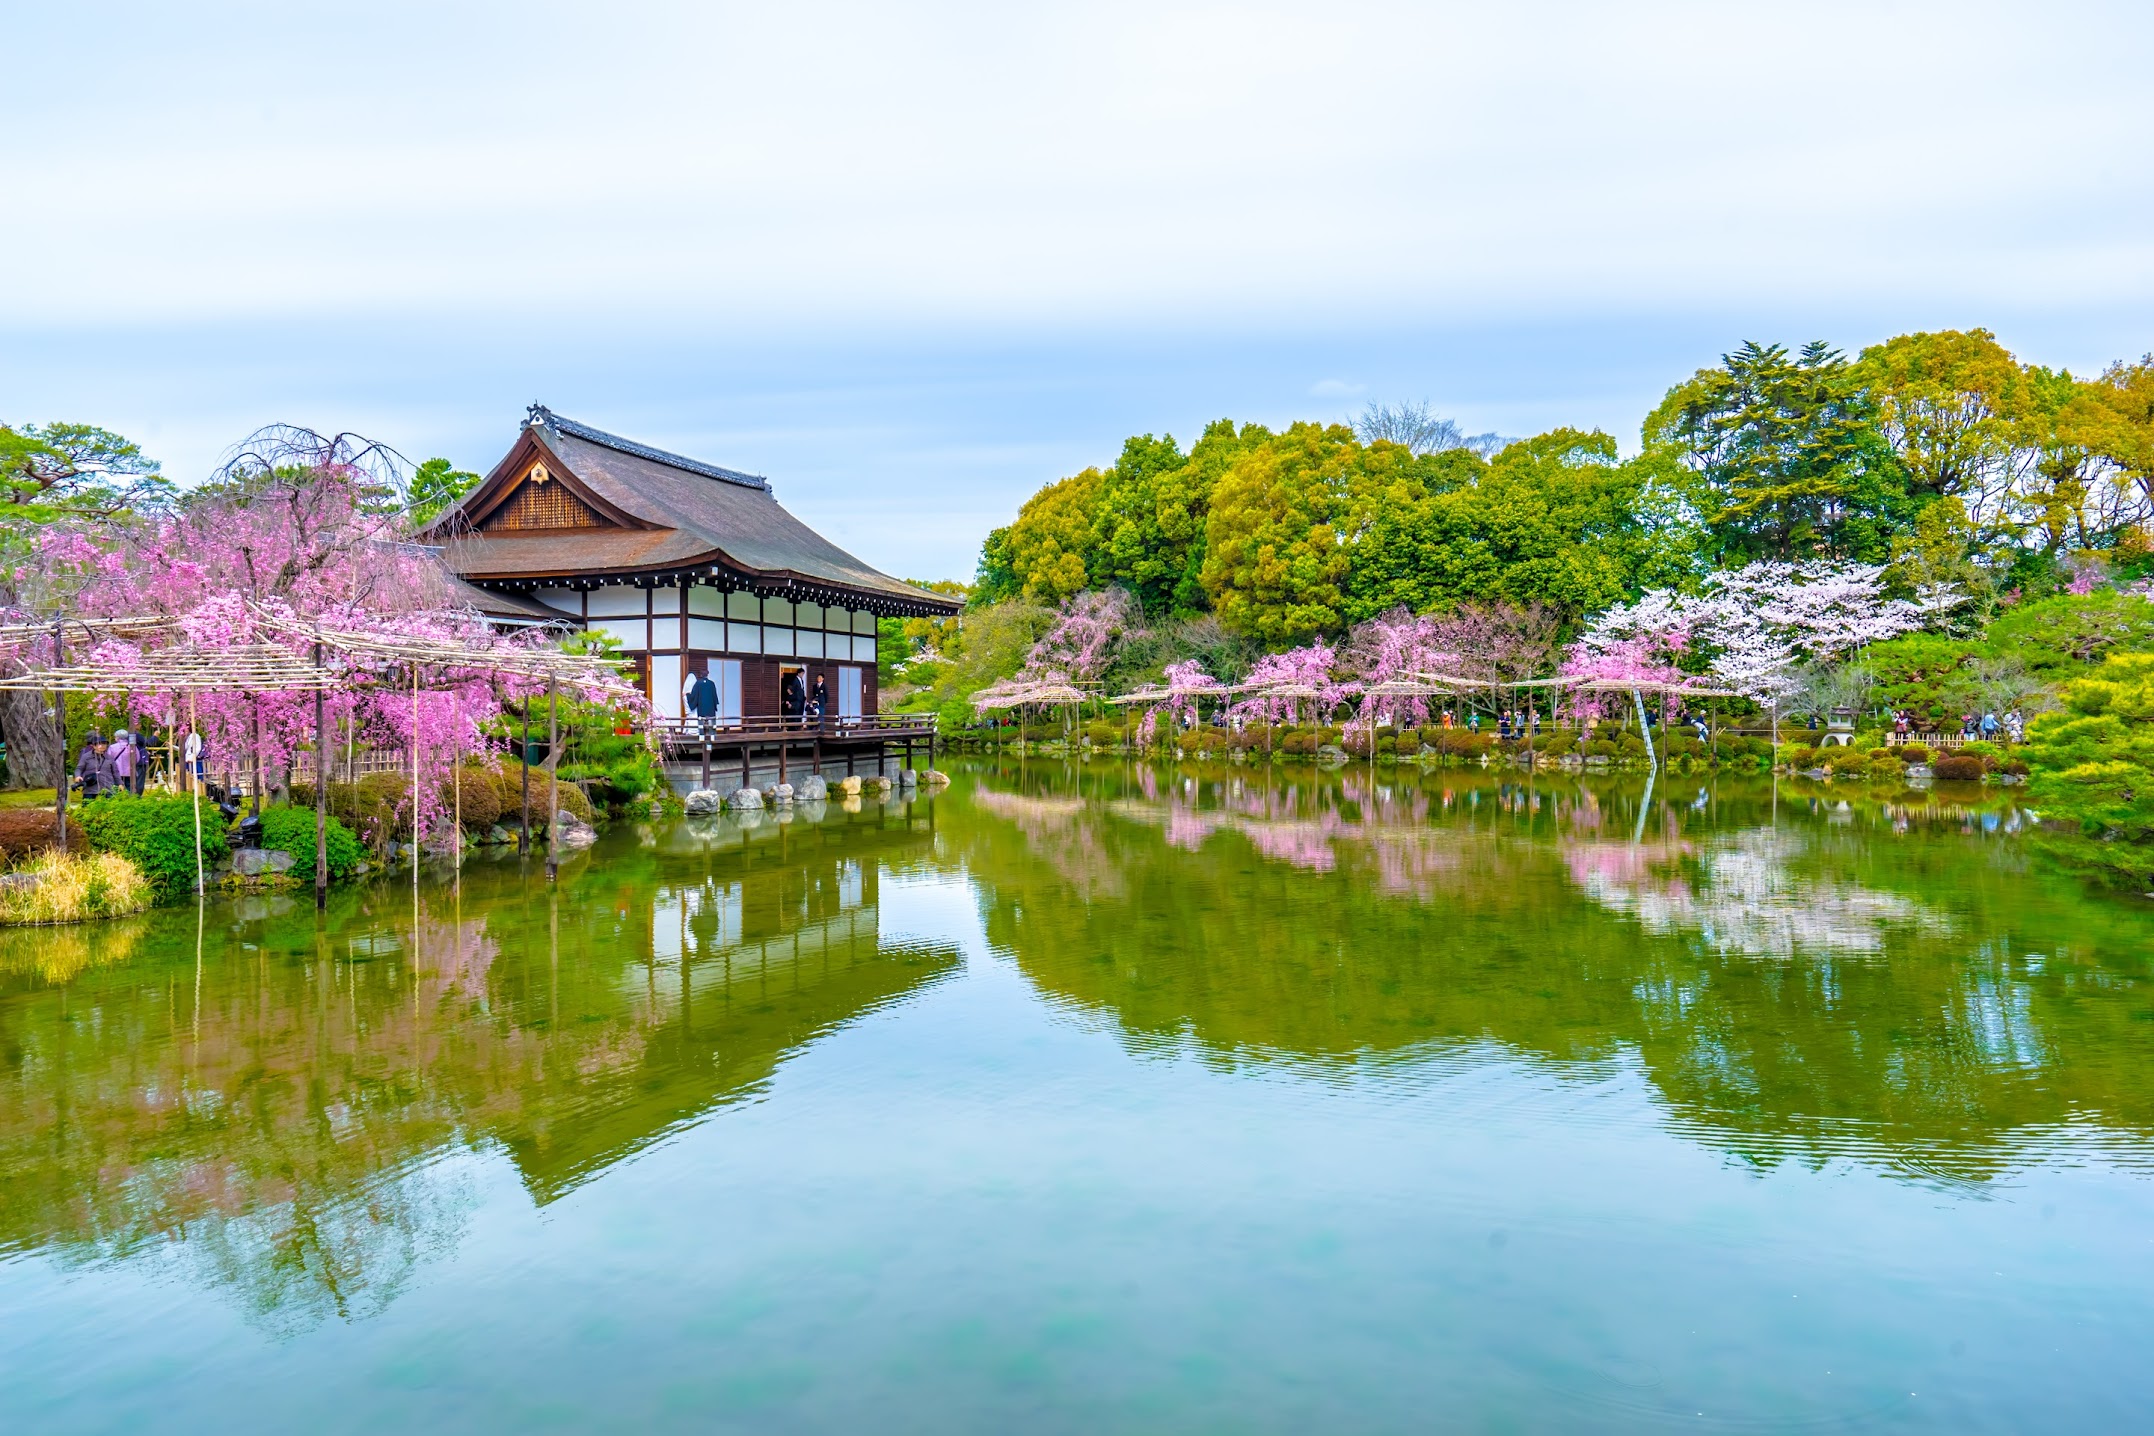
(520, 403), (769, 492)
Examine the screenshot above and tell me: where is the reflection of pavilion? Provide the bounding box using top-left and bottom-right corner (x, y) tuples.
(498, 852), (959, 1202)
(0, 804), (958, 1329)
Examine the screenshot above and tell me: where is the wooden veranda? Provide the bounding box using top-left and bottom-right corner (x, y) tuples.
(652, 712), (940, 791)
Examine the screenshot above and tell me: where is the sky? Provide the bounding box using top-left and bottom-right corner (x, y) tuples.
(5, 0), (2153, 582)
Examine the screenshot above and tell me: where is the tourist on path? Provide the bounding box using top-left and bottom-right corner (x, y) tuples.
(110, 730), (138, 794)
(74, 731), (118, 800)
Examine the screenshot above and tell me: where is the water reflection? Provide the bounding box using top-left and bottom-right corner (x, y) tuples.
(0, 800), (958, 1331)
(956, 759), (2154, 1183)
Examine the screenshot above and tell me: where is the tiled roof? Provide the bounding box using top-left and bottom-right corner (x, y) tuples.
(428, 410), (961, 616)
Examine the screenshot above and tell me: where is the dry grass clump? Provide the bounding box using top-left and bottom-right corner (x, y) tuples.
(0, 850), (152, 927)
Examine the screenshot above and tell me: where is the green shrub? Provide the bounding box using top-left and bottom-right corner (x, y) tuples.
(1895, 743), (1932, 764)
(77, 793), (228, 898)
(1281, 732), (1317, 756)
(1537, 730), (1577, 756)
(1585, 740), (1618, 759)
(1933, 754), (1986, 781)
(1615, 734), (1647, 759)
(259, 807), (364, 879)
(1082, 719), (1121, 745)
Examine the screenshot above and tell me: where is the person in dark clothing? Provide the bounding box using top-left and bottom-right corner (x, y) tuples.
(74, 731), (118, 799)
(689, 669), (719, 738)
(781, 671), (806, 720)
(809, 675), (829, 722)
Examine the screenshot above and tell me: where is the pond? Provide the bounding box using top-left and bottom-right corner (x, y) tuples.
(3, 760), (2153, 1433)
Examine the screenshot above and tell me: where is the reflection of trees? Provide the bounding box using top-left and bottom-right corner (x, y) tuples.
(959, 765), (2154, 1181)
(0, 803), (956, 1329)
(1565, 829), (1953, 959)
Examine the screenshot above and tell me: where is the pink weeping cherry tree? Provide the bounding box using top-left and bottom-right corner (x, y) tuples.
(1135, 659), (1221, 745)
(6, 428), (609, 846)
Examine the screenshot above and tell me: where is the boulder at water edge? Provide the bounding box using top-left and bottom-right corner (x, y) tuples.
(725, 787), (763, 810)
(762, 782), (795, 806)
(836, 775), (863, 797)
(795, 774), (829, 802)
(924, 769), (951, 788)
(554, 811), (599, 849)
(898, 767), (919, 787)
(684, 788), (723, 815)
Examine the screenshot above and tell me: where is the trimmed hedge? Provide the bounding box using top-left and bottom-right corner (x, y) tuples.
(77, 793), (229, 898)
(259, 807), (365, 880)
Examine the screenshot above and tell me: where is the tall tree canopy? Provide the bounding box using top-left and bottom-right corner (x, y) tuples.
(977, 466), (1105, 603)
(407, 457), (481, 527)
(1088, 420), (1258, 617)
(1646, 341), (1911, 564)
(1344, 428), (1698, 622)
(1199, 422), (1409, 644)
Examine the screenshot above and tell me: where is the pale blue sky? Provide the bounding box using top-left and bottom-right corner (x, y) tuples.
(5, 1), (2151, 582)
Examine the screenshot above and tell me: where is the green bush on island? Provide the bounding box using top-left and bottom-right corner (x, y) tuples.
(76, 793), (229, 899)
(2023, 652), (2154, 863)
(258, 808), (364, 881)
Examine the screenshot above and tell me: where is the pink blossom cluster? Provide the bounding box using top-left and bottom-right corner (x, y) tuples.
(4, 467), (622, 845)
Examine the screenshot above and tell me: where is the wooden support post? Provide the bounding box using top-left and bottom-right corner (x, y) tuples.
(51, 620), (66, 852)
(411, 662), (422, 898)
(520, 700), (532, 854)
(546, 679), (559, 880)
(740, 741), (751, 792)
(249, 705), (264, 820)
(188, 691), (203, 899)
(779, 732), (789, 786)
(314, 640), (328, 910)
(1631, 687), (1657, 769)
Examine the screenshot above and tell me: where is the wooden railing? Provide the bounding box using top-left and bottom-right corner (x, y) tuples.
(650, 712), (937, 754)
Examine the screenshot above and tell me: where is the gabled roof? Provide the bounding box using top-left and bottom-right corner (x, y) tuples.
(424, 408), (961, 616)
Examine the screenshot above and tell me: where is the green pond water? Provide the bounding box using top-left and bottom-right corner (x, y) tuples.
(4, 760), (2154, 1433)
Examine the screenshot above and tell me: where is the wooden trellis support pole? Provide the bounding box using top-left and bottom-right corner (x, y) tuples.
(314, 639), (328, 910)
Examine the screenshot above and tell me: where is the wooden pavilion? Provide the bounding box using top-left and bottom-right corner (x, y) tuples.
(421, 407), (960, 785)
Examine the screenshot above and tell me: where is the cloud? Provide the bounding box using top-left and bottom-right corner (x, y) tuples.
(3, 2), (2150, 330)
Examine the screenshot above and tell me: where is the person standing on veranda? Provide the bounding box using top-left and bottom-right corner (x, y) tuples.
(689, 667), (719, 738)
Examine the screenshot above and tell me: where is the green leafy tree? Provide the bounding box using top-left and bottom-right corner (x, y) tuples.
(974, 467), (1104, 603)
(407, 457), (480, 527)
(2024, 652), (2154, 879)
(1855, 329), (2031, 511)
(1200, 423), (1401, 644)
(2010, 366), (2134, 553)
(1089, 420), (1262, 617)
(1346, 429), (1700, 621)
(1646, 341), (1912, 563)
(0, 423), (167, 531)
